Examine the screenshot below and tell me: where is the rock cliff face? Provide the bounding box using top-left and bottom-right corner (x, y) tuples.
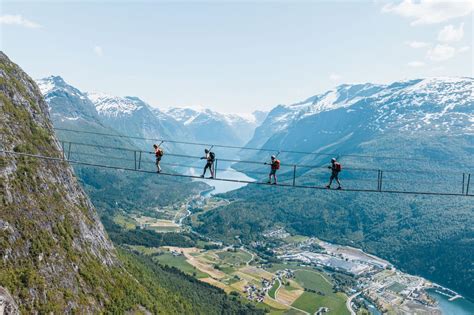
(0, 52), (118, 312)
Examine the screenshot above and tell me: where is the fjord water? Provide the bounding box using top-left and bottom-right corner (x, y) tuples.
(427, 290), (474, 315)
(197, 167), (255, 195)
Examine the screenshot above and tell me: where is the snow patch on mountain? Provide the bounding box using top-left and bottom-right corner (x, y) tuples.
(37, 76), (87, 100)
(166, 107), (259, 126)
(86, 92), (146, 117)
(36, 79), (55, 95)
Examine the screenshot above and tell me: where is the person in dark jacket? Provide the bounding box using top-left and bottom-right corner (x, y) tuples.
(200, 149), (215, 178)
(326, 158), (342, 189)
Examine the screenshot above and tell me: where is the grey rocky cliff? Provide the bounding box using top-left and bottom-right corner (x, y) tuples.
(0, 51), (118, 312)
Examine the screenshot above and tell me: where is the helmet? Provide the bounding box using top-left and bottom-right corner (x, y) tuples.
(331, 158), (336, 162)
(205, 149), (209, 153)
(271, 155), (276, 159)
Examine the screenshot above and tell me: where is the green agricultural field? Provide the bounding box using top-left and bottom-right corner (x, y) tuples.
(291, 270), (349, 315)
(153, 252), (209, 279)
(146, 225), (181, 233)
(268, 280), (280, 299)
(113, 214), (137, 230)
(294, 270), (332, 292)
(216, 250), (252, 266)
(283, 235), (309, 244)
(387, 282), (406, 293)
(127, 245), (161, 255)
(255, 303), (285, 315)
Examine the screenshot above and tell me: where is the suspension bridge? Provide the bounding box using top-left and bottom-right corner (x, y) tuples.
(1, 128), (472, 197)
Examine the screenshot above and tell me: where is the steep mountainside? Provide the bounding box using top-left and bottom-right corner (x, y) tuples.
(197, 78), (474, 300)
(87, 92), (190, 151)
(36, 76), (208, 216)
(167, 107), (266, 146)
(246, 78), (472, 162)
(0, 52), (262, 314)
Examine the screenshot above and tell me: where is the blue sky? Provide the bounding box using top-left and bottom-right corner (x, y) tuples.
(1, 1), (472, 113)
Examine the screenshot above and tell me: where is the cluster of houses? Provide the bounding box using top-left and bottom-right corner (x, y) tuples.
(170, 249), (183, 257)
(243, 284), (266, 303)
(243, 269), (296, 303)
(274, 269), (295, 280)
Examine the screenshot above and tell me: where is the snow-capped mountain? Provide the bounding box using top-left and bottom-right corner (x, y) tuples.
(86, 92), (145, 117)
(244, 77), (473, 168)
(36, 76), (267, 155)
(83, 93), (191, 151)
(36, 76), (100, 124)
(166, 107), (266, 145)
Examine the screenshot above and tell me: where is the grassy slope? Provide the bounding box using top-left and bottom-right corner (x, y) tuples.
(292, 270), (348, 315)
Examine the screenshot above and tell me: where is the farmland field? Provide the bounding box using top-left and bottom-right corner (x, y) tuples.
(153, 252), (209, 278)
(291, 270), (349, 314)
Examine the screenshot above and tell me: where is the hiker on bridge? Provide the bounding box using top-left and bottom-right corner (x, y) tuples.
(200, 148), (215, 179)
(265, 155), (280, 185)
(153, 144), (164, 173)
(326, 158), (342, 190)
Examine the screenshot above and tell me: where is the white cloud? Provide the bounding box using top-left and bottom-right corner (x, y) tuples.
(427, 44), (456, 61)
(0, 14), (41, 28)
(407, 61), (425, 67)
(93, 46), (103, 57)
(406, 41), (430, 48)
(437, 23), (464, 42)
(329, 73), (342, 81)
(382, 0), (473, 25)
(458, 46), (470, 53)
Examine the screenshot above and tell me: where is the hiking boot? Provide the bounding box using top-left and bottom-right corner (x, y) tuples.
(326, 185), (331, 189)
(337, 186), (342, 190)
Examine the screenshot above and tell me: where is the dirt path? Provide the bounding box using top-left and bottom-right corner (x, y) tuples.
(240, 247), (255, 266)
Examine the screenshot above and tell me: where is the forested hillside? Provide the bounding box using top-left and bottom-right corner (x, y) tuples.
(0, 51), (262, 314)
(196, 78), (474, 300)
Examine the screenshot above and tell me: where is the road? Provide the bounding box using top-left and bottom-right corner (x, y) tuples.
(346, 292), (361, 315)
(240, 247), (255, 266)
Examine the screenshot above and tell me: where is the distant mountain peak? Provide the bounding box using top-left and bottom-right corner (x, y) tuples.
(86, 92), (148, 117)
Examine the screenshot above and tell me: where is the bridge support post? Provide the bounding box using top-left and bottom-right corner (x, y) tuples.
(378, 171), (384, 192)
(138, 151), (142, 170)
(462, 173), (465, 195)
(293, 165), (296, 186)
(466, 174), (471, 196)
(134, 151), (137, 170)
(377, 170), (381, 191)
(214, 159), (218, 179)
(67, 142), (72, 160)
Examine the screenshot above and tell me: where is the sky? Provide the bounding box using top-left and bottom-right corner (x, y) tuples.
(1, 0), (473, 114)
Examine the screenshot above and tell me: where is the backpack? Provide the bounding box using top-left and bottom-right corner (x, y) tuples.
(156, 148), (164, 157)
(209, 152), (215, 161)
(334, 162), (342, 172)
(273, 159), (280, 170)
